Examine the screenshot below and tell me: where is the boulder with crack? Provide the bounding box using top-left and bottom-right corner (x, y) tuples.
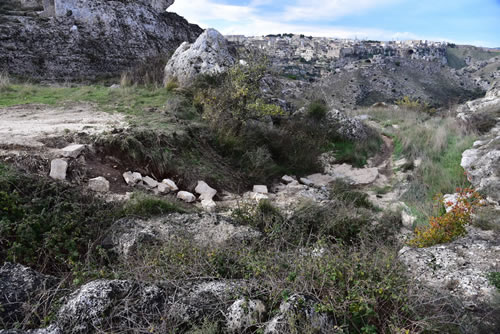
(164, 28), (235, 86)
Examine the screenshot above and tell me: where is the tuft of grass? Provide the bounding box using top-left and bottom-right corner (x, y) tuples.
(306, 100), (328, 121)
(0, 71), (11, 90)
(122, 193), (189, 218)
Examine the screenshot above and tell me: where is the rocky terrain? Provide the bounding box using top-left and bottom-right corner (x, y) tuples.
(0, 0), (202, 79)
(1, 7), (500, 334)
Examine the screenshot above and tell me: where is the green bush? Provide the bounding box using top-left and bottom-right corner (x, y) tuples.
(488, 272), (500, 291)
(0, 165), (118, 273)
(307, 100), (328, 121)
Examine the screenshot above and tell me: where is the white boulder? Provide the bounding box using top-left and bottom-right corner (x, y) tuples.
(177, 191), (196, 203)
(253, 185), (268, 194)
(60, 144), (85, 158)
(195, 181), (217, 201)
(123, 171), (143, 185)
(49, 159), (68, 180)
(143, 176), (159, 188)
(164, 28), (235, 86)
(226, 299), (266, 333)
(162, 179), (179, 192)
(88, 177), (110, 193)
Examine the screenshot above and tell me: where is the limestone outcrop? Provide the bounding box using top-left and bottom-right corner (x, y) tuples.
(164, 28), (235, 86)
(0, 0), (202, 79)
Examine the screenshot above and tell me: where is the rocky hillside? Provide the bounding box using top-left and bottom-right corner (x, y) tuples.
(312, 57), (484, 110)
(0, 0), (202, 79)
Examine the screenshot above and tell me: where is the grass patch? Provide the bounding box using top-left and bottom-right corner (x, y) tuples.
(488, 272), (500, 291)
(122, 192), (190, 218)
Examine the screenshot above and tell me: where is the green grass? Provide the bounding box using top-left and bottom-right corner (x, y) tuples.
(122, 192), (190, 218)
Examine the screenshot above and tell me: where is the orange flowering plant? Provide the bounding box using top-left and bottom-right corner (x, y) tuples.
(409, 187), (484, 248)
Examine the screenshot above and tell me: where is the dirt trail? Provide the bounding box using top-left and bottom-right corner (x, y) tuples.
(0, 102), (126, 149)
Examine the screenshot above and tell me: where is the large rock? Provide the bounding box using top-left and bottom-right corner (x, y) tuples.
(88, 176), (110, 193)
(49, 159), (68, 180)
(0, 0), (202, 79)
(323, 163), (379, 186)
(264, 294), (335, 333)
(164, 28), (235, 86)
(461, 124), (500, 204)
(195, 180), (217, 201)
(102, 213), (261, 258)
(0, 263), (57, 327)
(53, 279), (252, 334)
(399, 227), (500, 307)
(226, 299), (266, 333)
(325, 109), (370, 140)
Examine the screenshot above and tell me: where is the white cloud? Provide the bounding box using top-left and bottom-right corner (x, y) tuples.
(168, 0), (463, 44)
(282, 0), (401, 21)
(169, 0), (255, 24)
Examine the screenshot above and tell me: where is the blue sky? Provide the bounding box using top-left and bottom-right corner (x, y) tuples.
(169, 0), (500, 47)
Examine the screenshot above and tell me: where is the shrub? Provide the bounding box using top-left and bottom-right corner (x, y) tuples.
(409, 188), (484, 247)
(0, 164), (119, 273)
(488, 272), (500, 291)
(307, 100), (328, 121)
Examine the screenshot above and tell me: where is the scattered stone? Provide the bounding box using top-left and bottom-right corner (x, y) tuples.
(201, 199), (217, 212)
(252, 193), (269, 202)
(299, 177), (314, 187)
(122, 171), (143, 185)
(324, 163), (379, 185)
(60, 144), (85, 158)
(253, 185), (268, 194)
(0, 263), (57, 327)
(162, 179), (179, 192)
(304, 173), (335, 188)
(143, 176), (159, 188)
(177, 191), (196, 203)
(401, 207), (417, 228)
(88, 177), (110, 193)
(157, 183), (170, 194)
(281, 175), (295, 184)
(195, 181), (217, 201)
(164, 28), (235, 86)
(49, 159), (68, 180)
(226, 299), (266, 333)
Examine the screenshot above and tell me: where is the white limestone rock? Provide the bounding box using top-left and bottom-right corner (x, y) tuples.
(123, 172), (142, 185)
(60, 144), (85, 158)
(195, 181), (217, 201)
(281, 175), (295, 184)
(49, 159), (68, 180)
(201, 199), (217, 212)
(164, 28), (235, 86)
(177, 191), (196, 203)
(226, 299), (266, 333)
(253, 185), (268, 194)
(88, 177), (110, 193)
(143, 176), (159, 188)
(162, 179), (179, 192)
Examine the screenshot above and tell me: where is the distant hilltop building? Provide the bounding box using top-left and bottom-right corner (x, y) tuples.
(226, 34), (448, 65)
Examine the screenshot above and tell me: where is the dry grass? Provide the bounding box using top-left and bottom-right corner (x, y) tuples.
(0, 71), (11, 90)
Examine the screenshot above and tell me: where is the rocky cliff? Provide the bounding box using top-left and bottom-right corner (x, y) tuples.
(0, 0), (202, 80)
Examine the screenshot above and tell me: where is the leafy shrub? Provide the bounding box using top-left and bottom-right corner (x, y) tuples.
(409, 188), (484, 247)
(0, 165), (118, 273)
(307, 100), (328, 121)
(488, 272), (500, 291)
(197, 60), (284, 129)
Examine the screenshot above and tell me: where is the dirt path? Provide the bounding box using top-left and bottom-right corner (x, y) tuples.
(0, 102), (126, 149)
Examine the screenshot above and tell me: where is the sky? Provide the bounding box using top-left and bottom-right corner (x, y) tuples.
(169, 0), (500, 47)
